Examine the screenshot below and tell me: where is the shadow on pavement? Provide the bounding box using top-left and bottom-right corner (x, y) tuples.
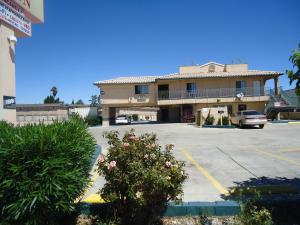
(222, 176), (300, 225)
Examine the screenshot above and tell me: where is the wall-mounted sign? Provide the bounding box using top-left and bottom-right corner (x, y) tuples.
(0, 0), (32, 36)
(11, 0), (44, 23)
(100, 90), (105, 95)
(3, 96), (16, 109)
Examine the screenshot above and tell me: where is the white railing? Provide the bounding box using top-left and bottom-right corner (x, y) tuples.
(157, 87), (267, 100)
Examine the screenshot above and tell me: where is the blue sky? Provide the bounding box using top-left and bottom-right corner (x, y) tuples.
(16, 0), (300, 104)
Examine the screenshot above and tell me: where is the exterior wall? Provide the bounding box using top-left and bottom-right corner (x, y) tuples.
(157, 77), (265, 92)
(194, 101), (266, 115)
(280, 112), (300, 120)
(0, 22), (16, 124)
(17, 109), (68, 125)
(99, 83), (157, 106)
(224, 64), (248, 72)
(116, 107), (158, 121)
(69, 106), (98, 118)
(179, 64), (225, 73)
(179, 63), (248, 74)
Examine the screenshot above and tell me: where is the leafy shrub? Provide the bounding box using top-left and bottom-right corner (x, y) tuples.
(0, 116), (96, 225)
(205, 111), (215, 125)
(235, 190), (273, 225)
(85, 115), (102, 126)
(97, 129), (187, 225)
(236, 203), (273, 225)
(131, 114), (138, 121)
(217, 116), (229, 125)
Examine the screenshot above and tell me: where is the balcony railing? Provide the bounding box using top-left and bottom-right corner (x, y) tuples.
(158, 87), (267, 100)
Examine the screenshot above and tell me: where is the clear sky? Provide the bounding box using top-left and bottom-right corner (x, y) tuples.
(16, 0), (300, 104)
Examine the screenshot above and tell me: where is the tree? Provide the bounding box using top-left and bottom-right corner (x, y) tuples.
(75, 99), (84, 105)
(287, 43), (300, 96)
(71, 99), (75, 105)
(89, 95), (99, 107)
(50, 86), (58, 98)
(44, 86), (60, 104)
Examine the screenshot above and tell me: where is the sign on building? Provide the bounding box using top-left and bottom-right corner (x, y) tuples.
(3, 96), (16, 109)
(0, 0), (32, 36)
(11, 0), (44, 23)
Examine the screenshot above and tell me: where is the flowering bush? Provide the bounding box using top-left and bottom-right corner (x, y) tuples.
(97, 129), (187, 225)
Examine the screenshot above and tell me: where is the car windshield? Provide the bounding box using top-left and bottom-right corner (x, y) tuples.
(243, 111), (261, 115)
(117, 115), (127, 119)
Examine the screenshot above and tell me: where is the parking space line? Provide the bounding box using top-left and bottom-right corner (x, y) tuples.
(179, 148), (228, 195)
(278, 147), (300, 153)
(253, 147), (300, 167)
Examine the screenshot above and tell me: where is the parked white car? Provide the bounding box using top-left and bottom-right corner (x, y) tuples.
(115, 115), (131, 125)
(231, 110), (267, 129)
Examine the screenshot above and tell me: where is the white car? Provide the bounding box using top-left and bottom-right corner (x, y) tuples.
(115, 115), (131, 125)
(231, 110), (267, 129)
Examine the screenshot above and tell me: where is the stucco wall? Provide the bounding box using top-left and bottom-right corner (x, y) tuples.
(0, 22), (16, 123)
(99, 83), (157, 106)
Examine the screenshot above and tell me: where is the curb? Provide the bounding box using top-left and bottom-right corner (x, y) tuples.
(79, 201), (240, 217)
(201, 125), (235, 129)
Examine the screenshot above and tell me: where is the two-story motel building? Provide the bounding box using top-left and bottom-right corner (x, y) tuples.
(94, 62), (282, 126)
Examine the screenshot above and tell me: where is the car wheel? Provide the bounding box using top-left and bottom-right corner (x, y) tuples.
(259, 124), (264, 129)
(239, 121), (243, 128)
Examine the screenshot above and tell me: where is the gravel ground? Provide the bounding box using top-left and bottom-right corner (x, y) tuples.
(76, 215), (236, 225)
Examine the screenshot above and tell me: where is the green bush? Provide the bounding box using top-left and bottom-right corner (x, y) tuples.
(235, 190), (273, 225)
(131, 114), (138, 121)
(85, 115), (101, 126)
(217, 116), (229, 125)
(205, 111), (215, 125)
(0, 116), (96, 225)
(236, 203), (273, 225)
(97, 129), (187, 225)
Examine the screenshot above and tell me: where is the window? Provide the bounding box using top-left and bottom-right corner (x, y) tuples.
(227, 105), (233, 115)
(186, 83), (196, 94)
(236, 81), (247, 94)
(135, 85), (149, 94)
(238, 104), (247, 111)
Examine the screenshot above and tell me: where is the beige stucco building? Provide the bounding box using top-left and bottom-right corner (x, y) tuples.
(94, 62), (282, 126)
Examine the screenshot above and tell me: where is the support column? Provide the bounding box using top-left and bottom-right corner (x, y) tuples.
(0, 22), (16, 124)
(274, 76), (279, 96)
(101, 105), (110, 126)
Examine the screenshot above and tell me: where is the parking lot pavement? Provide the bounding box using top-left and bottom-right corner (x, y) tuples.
(83, 123), (300, 202)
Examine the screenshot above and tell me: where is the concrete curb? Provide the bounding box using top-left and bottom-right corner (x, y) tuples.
(79, 201), (240, 217)
(201, 125), (235, 129)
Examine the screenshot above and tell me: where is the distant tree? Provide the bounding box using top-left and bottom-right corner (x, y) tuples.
(287, 43), (300, 96)
(71, 99), (75, 105)
(44, 86), (60, 104)
(76, 99), (84, 105)
(89, 95), (99, 107)
(50, 86), (58, 98)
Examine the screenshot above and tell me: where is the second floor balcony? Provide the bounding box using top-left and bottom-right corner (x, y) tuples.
(157, 86), (267, 100)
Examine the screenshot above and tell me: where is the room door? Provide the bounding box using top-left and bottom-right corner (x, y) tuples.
(253, 81), (261, 96)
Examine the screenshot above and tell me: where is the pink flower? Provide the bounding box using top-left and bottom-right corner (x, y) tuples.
(108, 160), (117, 171)
(165, 161), (172, 168)
(129, 135), (136, 141)
(123, 142), (130, 149)
(98, 155), (105, 163)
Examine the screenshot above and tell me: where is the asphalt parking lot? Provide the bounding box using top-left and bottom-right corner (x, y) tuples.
(84, 123), (300, 202)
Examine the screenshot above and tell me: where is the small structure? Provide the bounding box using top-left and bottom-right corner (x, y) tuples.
(68, 104), (98, 118)
(196, 107), (229, 126)
(116, 107), (158, 121)
(16, 103), (68, 125)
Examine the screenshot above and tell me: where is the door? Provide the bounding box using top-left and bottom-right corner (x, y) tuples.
(236, 81), (247, 95)
(253, 81), (261, 96)
(158, 85), (169, 100)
